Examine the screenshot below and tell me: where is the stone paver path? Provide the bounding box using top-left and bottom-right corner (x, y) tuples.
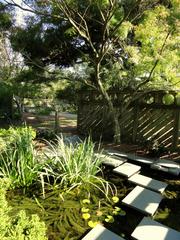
(101, 154), (127, 167)
(128, 173), (168, 194)
(107, 150), (154, 165)
(82, 151), (179, 240)
(82, 224), (125, 240)
(122, 186), (163, 216)
(113, 162), (141, 178)
(131, 217), (180, 240)
(151, 159), (180, 176)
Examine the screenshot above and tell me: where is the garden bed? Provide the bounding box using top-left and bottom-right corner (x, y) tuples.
(0, 125), (179, 240)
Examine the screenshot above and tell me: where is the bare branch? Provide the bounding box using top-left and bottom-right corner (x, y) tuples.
(55, 0), (98, 57)
(3, 0), (60, 19)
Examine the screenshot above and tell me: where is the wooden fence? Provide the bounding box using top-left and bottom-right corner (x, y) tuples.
(77, 90), (180, 150)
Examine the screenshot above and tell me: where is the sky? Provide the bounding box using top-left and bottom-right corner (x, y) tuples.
(14, 0), (25, 26)
(1, 0), (32, 26)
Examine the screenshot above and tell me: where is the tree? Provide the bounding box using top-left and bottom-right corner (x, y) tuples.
(5, 0), (180, 142)
(0, 2), (14, 82)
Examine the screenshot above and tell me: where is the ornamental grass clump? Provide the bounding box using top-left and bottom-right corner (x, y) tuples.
(42, 136), (116, 196)
(0, 127), (43, 189)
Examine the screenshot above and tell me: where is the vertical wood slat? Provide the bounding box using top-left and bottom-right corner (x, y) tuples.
(132, 105), (140, 142)
(77, 91), (180, 149)
(172, 111), (180, 148)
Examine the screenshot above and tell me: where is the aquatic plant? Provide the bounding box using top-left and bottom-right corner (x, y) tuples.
(41, 136), (116, 196)
(80, 193), (125, 227)
(8, 187), (124, 239)
(112, 196), (119, 203)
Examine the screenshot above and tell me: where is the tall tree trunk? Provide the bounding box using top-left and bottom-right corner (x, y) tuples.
(113, 110), (121, 143)
(13, 95), (25, 123)
(95, 62), (121, 143)
(54, 104), (60, 134)
(104, 94), (121, 144)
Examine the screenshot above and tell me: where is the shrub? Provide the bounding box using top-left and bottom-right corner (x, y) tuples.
(36, 128), (56, 140)
(0, 127), (43, 189)
(0, 126), (36, 152)
(0, 178), (47, 240)
(36, 106), (53, 116)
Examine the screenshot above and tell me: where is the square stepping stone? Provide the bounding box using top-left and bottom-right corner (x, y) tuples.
(128, 173), (168, 193)
(95, 153), (126, 167)
(122, 186), (162, 216)
(113, 162), (141, 178)
(155, 159), (180, 168)
(82, 224), (125, 240)
(102, 155), (126, 167)
(131, 217), (180, 240)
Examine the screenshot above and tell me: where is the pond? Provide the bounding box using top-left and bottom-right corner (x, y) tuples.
(0, 127), (179, 239)
(0, 127), (127, 239)
(6, 164), (180, 240)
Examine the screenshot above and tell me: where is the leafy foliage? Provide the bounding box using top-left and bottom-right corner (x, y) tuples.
(0, 82), (12, 118)
(0, 127), (44, 190)
(0, 3), (12, 31)
(2, 0), (179, 143)
(9, 0), (179, 89)
(0, 178), (47, 240)
(132, 4), (180, 89)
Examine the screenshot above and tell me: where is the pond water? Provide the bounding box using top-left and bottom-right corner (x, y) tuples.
(6, 165), (180, 240)
(7, 175), (127, 240)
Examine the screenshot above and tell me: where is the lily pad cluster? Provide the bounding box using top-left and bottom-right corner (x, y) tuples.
(81, 196), (126, 228)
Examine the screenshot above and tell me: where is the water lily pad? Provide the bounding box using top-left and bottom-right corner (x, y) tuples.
(82, 199), (90, 204)
(88, 220), (99, 228)
(82, 213), (91, 220)
(112, 196), (119, 203)
(119, 210), (126, 216)
(114, 207), (121, 212)
(112, 210), (119, 215)
(105, 215), (114, 223)
(81, 207), (89, 213)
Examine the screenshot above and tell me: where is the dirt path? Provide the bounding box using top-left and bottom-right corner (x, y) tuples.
(24, 112), (77, 135)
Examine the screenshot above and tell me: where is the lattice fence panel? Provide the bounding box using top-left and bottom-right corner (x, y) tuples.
(78, 91), (180, 149)
(136, 108), (174, 147)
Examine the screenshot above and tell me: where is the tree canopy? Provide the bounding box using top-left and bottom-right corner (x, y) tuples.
(1, 0), (180, 142)
(6, 0), (179, 90)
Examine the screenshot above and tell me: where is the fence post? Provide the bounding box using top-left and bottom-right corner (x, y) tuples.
(172, 110), (180, 149)
(132, 104), (140, 143)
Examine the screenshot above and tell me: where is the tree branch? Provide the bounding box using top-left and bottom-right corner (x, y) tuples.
(3, 0), (60, 19)
(135, 31), (171, 90)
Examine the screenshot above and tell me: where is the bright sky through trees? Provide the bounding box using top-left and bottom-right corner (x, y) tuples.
(0, 0), (32, 26)
(14, 0), (24, 26)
